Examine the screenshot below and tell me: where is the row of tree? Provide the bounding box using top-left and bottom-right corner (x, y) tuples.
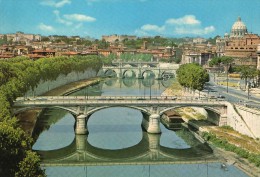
(209, 56), (260, 88)
(176, 63), (209, 91)
(0, 55), (103, 176)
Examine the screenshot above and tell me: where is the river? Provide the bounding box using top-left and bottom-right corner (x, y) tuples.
(32, 77), (249, 177)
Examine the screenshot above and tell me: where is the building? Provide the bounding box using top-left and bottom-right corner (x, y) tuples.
(182, 50), (214, 66)
(29, 49), (56, 59)
(181, 43), (215, 66)
(230, 17), (248, 38)
(193, 37), (207, 44)
(216, 17), (260, 66)
(257, 44), (260, 69)
(102, 35), (137, 43)
(0, 32), (41, 44)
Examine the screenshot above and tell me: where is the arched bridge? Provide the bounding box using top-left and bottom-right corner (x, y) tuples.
(14, 96), (228, 135)
(111, 61), (159, 67)
(100, 65), (177, 79)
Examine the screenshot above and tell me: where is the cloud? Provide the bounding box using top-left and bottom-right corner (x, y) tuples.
(174, 26), (215, 35)
(38, 23), (55, 32)
(53, 10), (72, 25)
(166, 15), (200, 25)
(140, 24), (165, 33)
(135, 15), (215, 36)
(40, 0), (71, 8)
(63, 14), (96, 22)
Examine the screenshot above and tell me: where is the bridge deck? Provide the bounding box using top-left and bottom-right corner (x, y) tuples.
(14, 96), (227, 107)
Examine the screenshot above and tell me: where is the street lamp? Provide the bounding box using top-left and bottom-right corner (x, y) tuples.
(226, 64), (229, 93)
(84, 86), (90, 100)
(247, 82), (251, 100)
(150, 84), (152, 100)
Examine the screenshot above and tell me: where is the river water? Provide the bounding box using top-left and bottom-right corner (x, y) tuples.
(32, 78), (249, 177)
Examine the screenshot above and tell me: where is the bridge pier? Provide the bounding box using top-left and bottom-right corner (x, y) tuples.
(142, 114), (161, 134)
(75, 114), (88, 135)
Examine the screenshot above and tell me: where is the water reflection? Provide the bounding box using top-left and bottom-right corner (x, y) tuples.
(37, 130), (213, 165)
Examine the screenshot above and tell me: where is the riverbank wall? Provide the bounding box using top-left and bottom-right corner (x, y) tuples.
(229, 104), (260, 138)
(25, 69), (97, 96)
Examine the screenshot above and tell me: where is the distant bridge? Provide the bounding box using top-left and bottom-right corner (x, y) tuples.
(14, 96), (228, 135)
(111, 61), (159, 67)
(99, 63), (179, 79)
(37, 132), (216, 166)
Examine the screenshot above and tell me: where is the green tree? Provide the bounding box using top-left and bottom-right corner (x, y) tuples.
(15, 151), (46, 177)
(177, 63), (209, 92)
(236, 66), (257, 89)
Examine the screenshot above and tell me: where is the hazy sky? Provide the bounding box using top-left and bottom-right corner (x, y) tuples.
(0, 0), (259, 39)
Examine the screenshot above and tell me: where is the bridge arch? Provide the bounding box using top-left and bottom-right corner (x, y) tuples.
(122, 69), (136, 78)
(85, 105), (151, 117)
(159, 105), (221, 116)
(14, 106), (79, 117)
(104, 69), (117, 77)
(141, 69), (155, 79)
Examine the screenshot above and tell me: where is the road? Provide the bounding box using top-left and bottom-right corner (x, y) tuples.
(202, 74), (260, 109)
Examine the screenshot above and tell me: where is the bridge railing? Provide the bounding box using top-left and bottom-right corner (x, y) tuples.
(14, 96), (227, 105)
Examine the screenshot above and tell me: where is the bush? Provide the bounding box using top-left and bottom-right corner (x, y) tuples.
(202, 131), (260, 167)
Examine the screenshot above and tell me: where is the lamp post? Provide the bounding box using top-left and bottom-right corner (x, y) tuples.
(87, 87), (89, 100)
(226, 64), (229, 93)
(143, 84), (146, 99)
(247, 82), (251, 100)
(150, 84), (152, 100)
(84, 86), (90, 100)
(84, 87), (86, 99)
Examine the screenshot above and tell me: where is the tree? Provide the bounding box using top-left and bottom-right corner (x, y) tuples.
(177, 63), (209, 92)
(15, 151), (46, 177)
(0, 55), (104, 176)
(209, 57), (222, 67)
(236, 66), (257, 89)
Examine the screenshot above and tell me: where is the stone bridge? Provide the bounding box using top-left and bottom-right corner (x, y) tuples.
(37, 132), (215, 166)
(111, 61), (159, 67)
(100, 65), (178, 79)
(13, 96), (228, 135)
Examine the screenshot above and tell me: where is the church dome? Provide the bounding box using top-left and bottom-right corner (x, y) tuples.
(230, 17), (247, 38)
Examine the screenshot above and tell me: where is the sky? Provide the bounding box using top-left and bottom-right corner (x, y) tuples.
(0, 0), (260, 39)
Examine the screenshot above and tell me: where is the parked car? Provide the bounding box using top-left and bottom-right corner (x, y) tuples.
(217, 95), (225, 99)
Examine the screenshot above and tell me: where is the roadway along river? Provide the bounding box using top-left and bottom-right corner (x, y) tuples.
(32, 77), (249, 177)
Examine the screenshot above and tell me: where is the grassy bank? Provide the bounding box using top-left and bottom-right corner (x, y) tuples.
(202, 129), (260, 167)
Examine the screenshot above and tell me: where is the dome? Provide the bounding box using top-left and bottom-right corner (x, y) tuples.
(230, 17), (248, 38)
(232, 17), (247, 30)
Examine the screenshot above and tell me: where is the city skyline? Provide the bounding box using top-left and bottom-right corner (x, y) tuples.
(0, 0), (260, 39)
